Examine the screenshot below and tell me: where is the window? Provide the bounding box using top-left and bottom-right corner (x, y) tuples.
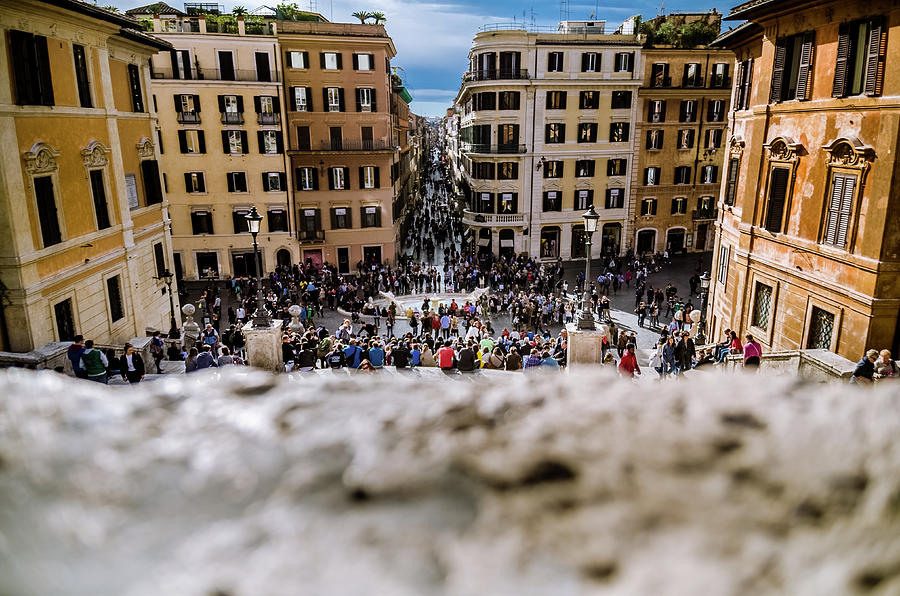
(329, 125), (342, 150)
(476, 192), (494, 213)
(226, 171), (247, 192)
(678, 129), (695, 149)
(361, 206), (381, 228)
(725, 158), (739, 205)
(299, 209), (322, 238)
(222, 130), (248, 154)
(674, 166), (692, 184)
(293, 86), (311, 111)
(73, 44), (92, 108)
(548, 52), (563, 72)
(140, 160), (163, 205)
(609, 122), (629, 142)
(833, 17), (886, 97)
(545, 123), (565, 143)
(34, 176), (62, 247)
(607, 159), (626, 176)
(644, 167), (660, 186)
(764, 167), (790, 232)
(191, 210), (213, 234)
(262, 172), (286, 192)
(574, 189), (594, 210)
(734, 59), (754, 111)
(360, 165), (379, 189)
(297, 126), (311, 151)
(571, 225), (587, 259)
(498, 123), (519, 148)
(259, 130), (282, 154)
(579, 91), (599, 109)
(646, 129), (664, 150)
(543, 160), (563, 178)
(472, 162), (495, 179)
(605, 188), (624, 209)
(331, 207), (351, 229)
(287, 50), (309, 68)
(297, 167), (317, 191)
(717, 245), (730, 284)
(106, 275), (124, 322)
(705, 129), (723, 149)
(671, 197), (687, 214)
(578, 123), (598, 143)
(219, 94), (243, 123)
(498, 91), (520, 110)
(329, 167), (349, 190)
(822, 173), (857, 248)
(177, 130), (206, 154)
(354, 53), (374, 71)
(473, 92), (496, 111)
(711, 63), (730, 88)
(256, 95), (278, 124)
(542, 191), (561, 211)
(267, 208), (288, 232)
(232, 208), (250, 233)
(498, 162), (519, 180)
(356, 87), (375, 112)
(153, 242), (165, 278)
(707, 100), (725, 122)
(640, 198), (657, 216)
(540, 227), (560, 258)
(89, 170), (110, 230)
(611, 90), (631, 109)
(174, 94), (201, 122)
(54, 298), (76, 341)
(581, 52), (599, 72)
(362, 126), (374, 149)
(575, 160), (595, 177)
(650, 63), (670, 87)
(326, 87), (343, 112)
(752, 282), (773, 330)
(807, 307), (835, 350)
(499, 192), (517, 213)
(648, 100), (666, 122)
(701, 165), (718, 184)
(614, 52), (634, 72)
(546, 91), (566, 109)
(679, 100), (697, 122)
(127, 64), (144, 112)
(8, 30), (54, 106)
(184, 172), (205, 193)
(683, 63), (703, 87)
(770, 32), (815, 102)
(322, 52), (342, 70)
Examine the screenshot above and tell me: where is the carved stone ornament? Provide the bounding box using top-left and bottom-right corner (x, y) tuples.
(136, 137), (155, 159)
(23, 142), (60, 175)
(81, 141), (110, 168)
(729, 136), (745, 158)
(763, 136), (803, 162)
(822, 137), (874, 169)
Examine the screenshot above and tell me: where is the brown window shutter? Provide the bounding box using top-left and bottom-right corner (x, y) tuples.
(832, 25), (851, 97)
(770, 39), (787, 103)
(765, 167), (789, 233)
(796, 32), (815, 100)
(864, 17), (886, 96)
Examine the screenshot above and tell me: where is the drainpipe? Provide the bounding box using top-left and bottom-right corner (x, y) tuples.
(527, 35), (538, 257)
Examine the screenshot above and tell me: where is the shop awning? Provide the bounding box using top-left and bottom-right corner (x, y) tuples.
(397, 86), (413, 104)
(477, 238), (490, 247)
(500, 239), (514, 248)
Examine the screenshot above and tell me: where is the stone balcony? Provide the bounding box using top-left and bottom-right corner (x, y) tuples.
(462, 209), (528, 228)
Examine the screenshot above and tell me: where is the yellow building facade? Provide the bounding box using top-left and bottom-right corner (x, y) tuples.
(0, 0), (177, 352)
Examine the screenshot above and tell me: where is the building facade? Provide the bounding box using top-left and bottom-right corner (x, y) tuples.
(709, 0), (900, 360)
(0, 0), (177, 352)
(140, 10), (293, 281)
(278, 21), (399, 273)
(632, 38), (732, 255)
(456, 21), (642, 261)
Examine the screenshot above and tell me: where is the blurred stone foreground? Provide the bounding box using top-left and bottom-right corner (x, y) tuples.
(1, 370), (899, 596)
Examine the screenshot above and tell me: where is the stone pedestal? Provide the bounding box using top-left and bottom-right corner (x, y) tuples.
(243, 320), (284, 372)
(566, 322), (610, 367)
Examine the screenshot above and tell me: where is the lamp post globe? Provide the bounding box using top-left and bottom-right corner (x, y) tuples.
(578, 205), (601, 330)
(244, 206), (271, 328)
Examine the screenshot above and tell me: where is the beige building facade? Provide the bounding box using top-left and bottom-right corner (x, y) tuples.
(0, 0), (177, 352)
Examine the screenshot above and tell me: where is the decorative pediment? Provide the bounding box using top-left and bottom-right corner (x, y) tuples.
(763, 136), (803, 162)
(23, 142), (60, 174)
(136, 137), (155, 159)
(822, 137), (874, 168)
(729, 135), (745, 158)
(81, 140), (110, 168)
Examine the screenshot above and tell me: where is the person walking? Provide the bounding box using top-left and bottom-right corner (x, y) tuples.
(120, 343), (145, 384)
(149, 331), (165, 374)
(79, 340), (109, 384)
(618, 343), (641, 378)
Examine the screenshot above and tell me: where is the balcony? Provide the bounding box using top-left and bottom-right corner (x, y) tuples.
(220, 112), (244, 125)
(298, 229), (325, 242)
(308, 140), (396, 152)
(462, 210), (527, 227)
(710, 77), (732, 89)
(692, 208), (719, 221)
(150, 68), (281, 82)
(460, 143), (526, 155)
(257, 113), (279, 125)
(463, 69), (529, 83)
(177, 111), (201, 124)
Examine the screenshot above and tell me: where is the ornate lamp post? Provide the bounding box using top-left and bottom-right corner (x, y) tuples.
(153, 269), (179, 339)
(244, 206), (271, 328)
(578, 205), (600, 330)
(697, 271), (711, 344)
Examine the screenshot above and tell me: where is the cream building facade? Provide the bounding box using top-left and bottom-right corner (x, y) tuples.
(0, 0), (177, 352)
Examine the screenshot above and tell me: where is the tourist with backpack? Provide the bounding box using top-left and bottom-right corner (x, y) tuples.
(149, 331), (165, 374)
(79, 340), (109, 384)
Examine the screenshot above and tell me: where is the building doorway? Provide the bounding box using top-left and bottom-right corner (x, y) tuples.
(232, 252), (258, 278)
(363, 246), (382, 266)
(303, 249), (323, 269)
(477, 228), (492, 257)
(276, 249), (292, 269)
(667, 228), (686, 254)
(196, 252), (219, 279)
(540, 227), (560, 259)
(337, 247), (350, 274)
(695, 224), (708, 251)
(637, 229), (656, 255)
(601, 223), (621, 255)
(498, 229), (515, 258)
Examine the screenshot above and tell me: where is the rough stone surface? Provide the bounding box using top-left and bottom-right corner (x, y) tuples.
(1, 369), (899, 596)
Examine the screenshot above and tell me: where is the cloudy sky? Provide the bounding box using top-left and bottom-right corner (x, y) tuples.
(119, 0), (735, 116)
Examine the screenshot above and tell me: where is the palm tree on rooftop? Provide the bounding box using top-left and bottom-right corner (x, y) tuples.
(232, 5), (248, 15)
(370, 10), (386, 24)
(352, 10), (371, 23)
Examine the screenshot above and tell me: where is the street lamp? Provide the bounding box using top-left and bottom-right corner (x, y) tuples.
(578, 205), (600, 330)
(697, 271), (711, 344)
(245, 206), (271, 328)
(153, 269), (180, 339)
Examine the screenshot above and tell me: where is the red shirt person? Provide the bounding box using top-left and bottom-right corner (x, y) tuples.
(618, 343), (642, 378)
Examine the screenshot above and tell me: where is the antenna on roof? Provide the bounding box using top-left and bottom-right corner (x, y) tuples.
(657, 0), (665, 17)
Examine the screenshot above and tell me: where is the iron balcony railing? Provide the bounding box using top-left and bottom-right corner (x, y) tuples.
(298, 229), (325, 242)
(461, 143), (526, 154)
(150, 67), (281, 82)
(463, 69), (529, 82)
(177, 111), (201, 123)
(220, 112), (243, 124)
(692, 208), (719, 220)
(313, 140), (395, 151)
(257, 113), (279, 125)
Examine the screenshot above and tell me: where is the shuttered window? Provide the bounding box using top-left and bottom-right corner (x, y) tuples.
(724, 158), (739, 206)
(764, 167), (790, 233)
(8, 30), (54, 106)
(770, 32), (815, 102)
(106, 276), (124, 322)
(822, 173), (856, 248)
(734, 59), (754, 110)
(34, 175), (62, 247)
(833, 17), (886, 97)
(89, 170), (110, 230)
